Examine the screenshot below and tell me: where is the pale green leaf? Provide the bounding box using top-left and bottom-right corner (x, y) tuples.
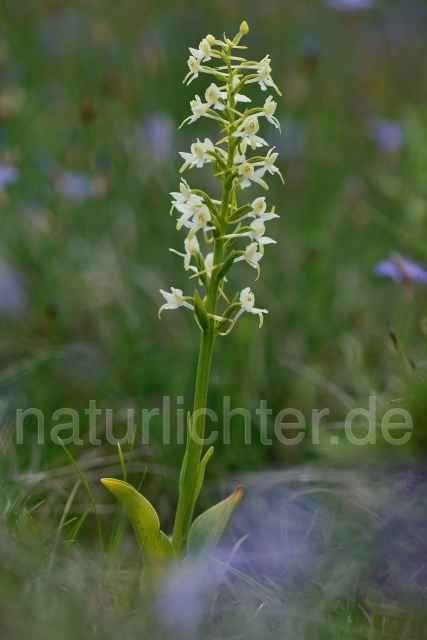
(101, 478), (175, 576)
(187, 485), (243, 560)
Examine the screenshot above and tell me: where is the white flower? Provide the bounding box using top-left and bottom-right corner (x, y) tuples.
(169, 236), (200, 270)
(189, 37), (215, 63)
(248, 219), (276, 245)
(175, 195), (204, 229)
(234, 242), (263, 278)
(158, 287), (194, 317)
(253, 148), (280, 176)
(237, 156), (269, 190)
(170, 178), (192, 205)
(180, 204), (212, 239)
(232, 115), (268, 151)
(205, 83), (227, 110)
(170, 178), (203, 212)
(185, 56), (202, 84)
(234, 287), (268, 327)
(250, 197), (279, 221)
(262, 96), (280, 129)
(179, 138), (215, 172)
(245, 55), (279, 92)
(183, 95), (210, 124)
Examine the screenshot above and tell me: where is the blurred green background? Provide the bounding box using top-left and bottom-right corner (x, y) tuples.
(1, 0), (427, 524)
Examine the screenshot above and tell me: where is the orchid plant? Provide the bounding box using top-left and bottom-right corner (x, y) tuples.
(101, 21), (282, 587)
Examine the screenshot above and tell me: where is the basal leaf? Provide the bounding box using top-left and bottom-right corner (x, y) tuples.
(187, 485), (243, 560)
(100, 478), (175, 576)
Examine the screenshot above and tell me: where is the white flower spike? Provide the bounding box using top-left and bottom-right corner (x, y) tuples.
(161, 22), (282, 334)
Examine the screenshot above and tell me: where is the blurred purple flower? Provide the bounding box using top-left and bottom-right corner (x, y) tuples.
(324, 0), (376, 10)
(138, 111), (174, 165)
(0, 164), (19, 188)
(373, 253), (427, 284)
(0, 262), (26, 315)
(155, 562), (209, 634)
(367, 117), (405, 151)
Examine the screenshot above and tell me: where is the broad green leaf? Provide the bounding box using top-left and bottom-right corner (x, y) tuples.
(100, 478), (175, 577)
(187, 485), (243, 560)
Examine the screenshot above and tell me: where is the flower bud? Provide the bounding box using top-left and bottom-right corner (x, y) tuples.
(206, 34), (216, 45)
(239, 21), (249, 35)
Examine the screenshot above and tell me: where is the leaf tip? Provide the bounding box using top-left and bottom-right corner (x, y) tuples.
(232, 485), (244, 505)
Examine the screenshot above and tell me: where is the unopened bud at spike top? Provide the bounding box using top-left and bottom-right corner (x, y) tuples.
(240, 21), (249, 35)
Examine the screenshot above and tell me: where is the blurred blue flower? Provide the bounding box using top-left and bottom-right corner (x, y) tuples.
(373, 253), (427, 284)
(324, 0), (376, 10)
(0, 262), (26, 315)
(0, 164), (19, 188)
(367, 117), (405, 151)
